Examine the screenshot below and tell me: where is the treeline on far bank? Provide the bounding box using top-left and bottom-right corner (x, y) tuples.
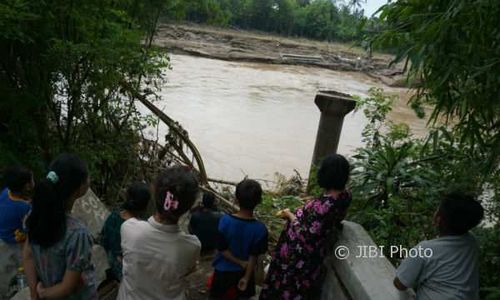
(162, 0), (381, 43)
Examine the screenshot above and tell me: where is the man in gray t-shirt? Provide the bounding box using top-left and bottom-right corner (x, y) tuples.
(393, 192), (484, 300)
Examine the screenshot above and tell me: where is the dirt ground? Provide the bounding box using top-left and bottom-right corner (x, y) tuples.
(185, 254), (214, 300)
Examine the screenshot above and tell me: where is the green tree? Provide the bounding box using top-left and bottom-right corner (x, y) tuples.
(371, 0), (500, 165)
(171, 0), (366, 42)
(336, 6), (365, 42)
(248, 0), (274, 30)
(272, 0), (297, 35)
(366, 12), (500, 292)
(0, 0), (169, 201)
(301, 0), (339, 40)
(350, 89), (500, 298)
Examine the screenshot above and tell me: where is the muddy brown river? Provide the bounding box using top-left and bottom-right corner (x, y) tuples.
(145, 54), (426, 184)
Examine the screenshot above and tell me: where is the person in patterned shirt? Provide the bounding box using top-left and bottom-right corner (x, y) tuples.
(260, 154), (351, 300)
(24, 154), (97, 300)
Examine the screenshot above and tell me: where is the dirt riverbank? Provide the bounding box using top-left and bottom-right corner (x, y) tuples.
(154, 23), (405, 86)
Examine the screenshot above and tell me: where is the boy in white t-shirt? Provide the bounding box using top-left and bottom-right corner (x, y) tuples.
(394, 192), (484, 300)
(118, 166), (201, 300)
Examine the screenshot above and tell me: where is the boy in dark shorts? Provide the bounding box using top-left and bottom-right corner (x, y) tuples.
(394, 191), (484, 300)
(210, 179), (268, 299)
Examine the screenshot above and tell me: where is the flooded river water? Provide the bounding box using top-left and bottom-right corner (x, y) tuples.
(148, 54), (426, 183)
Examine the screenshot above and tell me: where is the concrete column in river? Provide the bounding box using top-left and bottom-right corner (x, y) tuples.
(310, 91), (356, 181)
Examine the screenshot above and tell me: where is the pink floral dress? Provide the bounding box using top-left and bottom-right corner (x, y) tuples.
(259, 192), (351, 300)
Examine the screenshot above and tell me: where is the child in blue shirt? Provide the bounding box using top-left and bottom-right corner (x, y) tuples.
(0, 166), (34, 244)
(210, 179), (268, 299)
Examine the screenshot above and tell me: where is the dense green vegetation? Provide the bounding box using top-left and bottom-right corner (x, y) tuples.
(348, 89), (499, 298)
(0, 0), (166, 202)
(164, 0), (370, 42)
(371, 0), (500, 157)
(351, 0), (500, 297)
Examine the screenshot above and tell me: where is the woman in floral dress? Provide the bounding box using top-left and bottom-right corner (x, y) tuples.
(260, 154), (351, 300)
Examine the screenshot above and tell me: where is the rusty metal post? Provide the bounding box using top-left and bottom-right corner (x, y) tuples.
(309, 91), (356, 187)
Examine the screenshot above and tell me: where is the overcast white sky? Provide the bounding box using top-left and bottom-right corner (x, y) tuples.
(361, 0), (388, 17)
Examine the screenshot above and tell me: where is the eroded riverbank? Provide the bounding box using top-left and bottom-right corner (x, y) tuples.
(154, 23), (405, 86)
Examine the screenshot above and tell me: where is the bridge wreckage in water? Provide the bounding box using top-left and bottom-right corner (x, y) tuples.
(122, 82), (238, 212)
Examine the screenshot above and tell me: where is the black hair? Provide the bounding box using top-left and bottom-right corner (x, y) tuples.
(235, 179), (262, 210)
(202, 191), (216, 209)
(438, 192), (484, 235)
(317, 154), (350, 191)
(122, 182), (151, 215)
(27, 154), (89, 248)
(3, 165), (33, 194)
(154, 166), (199, 221)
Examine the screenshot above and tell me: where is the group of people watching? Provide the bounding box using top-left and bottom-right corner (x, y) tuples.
(0, 152), (485, 300)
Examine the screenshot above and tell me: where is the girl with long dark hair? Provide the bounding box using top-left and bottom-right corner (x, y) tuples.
(23, 154), (97, 299)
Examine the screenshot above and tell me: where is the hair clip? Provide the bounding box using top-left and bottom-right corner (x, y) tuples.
(163, 191), (179, 211)
(46, 171), (59, 184)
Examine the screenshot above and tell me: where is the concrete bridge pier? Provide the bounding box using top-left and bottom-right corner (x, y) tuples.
(309, 91), (356, 186)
